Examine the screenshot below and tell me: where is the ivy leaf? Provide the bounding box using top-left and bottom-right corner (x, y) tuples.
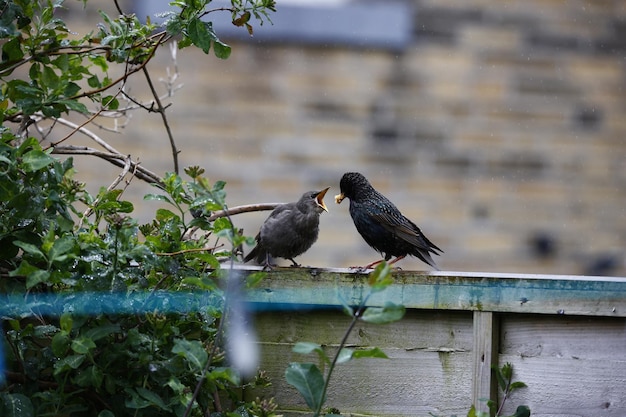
(285, 362), (325, 410)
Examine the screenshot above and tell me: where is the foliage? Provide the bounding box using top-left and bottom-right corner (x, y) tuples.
(0, 0), (277, 416)
(285, 262), (406, 416)
(463, 363), (530, 417)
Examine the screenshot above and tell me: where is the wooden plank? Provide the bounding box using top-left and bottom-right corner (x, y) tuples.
(472, 312), (499, 416)
(243, 266), (626, 317)
(250, 310), (475, 416)
(497, 314), (626, 417)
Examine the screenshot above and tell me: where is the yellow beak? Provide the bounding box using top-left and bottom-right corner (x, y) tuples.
(316, 187), (330, 212)
(334, 192), (345, 204)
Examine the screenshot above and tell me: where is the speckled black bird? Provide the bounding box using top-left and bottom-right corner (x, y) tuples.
(244, 187), (330, 268)
(335, 172), (442, 270)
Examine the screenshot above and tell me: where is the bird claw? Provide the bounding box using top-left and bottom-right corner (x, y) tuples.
(348, 265), (370, 273)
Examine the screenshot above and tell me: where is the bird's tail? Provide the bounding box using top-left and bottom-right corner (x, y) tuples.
(244, 245), (259, 263)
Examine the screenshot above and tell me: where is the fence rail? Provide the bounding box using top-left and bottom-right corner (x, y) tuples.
(244, 267), (626, 417)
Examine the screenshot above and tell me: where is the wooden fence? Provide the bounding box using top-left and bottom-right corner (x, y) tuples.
(243, 267), (626, 417)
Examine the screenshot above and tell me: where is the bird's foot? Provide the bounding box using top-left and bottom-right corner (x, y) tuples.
(348, 265), (370, 273)
(288, 259), (302, 268)
(261, 262), (276, 271)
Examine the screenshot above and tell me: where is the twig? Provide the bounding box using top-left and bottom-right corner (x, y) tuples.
(40, 115), (122, 154)
(142, 65), (179, 174)
(206, 203), (280, 221)
(50, 145), (163, 186)
(156, 245), (224, 257)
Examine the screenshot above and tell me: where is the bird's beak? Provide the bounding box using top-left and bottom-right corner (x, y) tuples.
(316, 187), (330, 212)
(334, 192), (345, 204)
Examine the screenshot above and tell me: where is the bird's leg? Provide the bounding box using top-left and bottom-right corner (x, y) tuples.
(362, 259), (384, 270)
(387, 255), (406, 266)
(288, 258), (301, 267)
(357, 255), (406, 271)
(261, 253), (274, 271)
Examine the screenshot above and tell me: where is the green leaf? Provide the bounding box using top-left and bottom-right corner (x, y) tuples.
(135, 387), (171, 411)
(285, 363), (325, 411)
(71, 336), (96, 354)
(172, 339), (207, 371)
(245, 271), (267, 288)
(351, 347), (389, 359)
(293, 342), (330, 364)
(51, 332), (71, 356)
(360, 302), (405, 324)
(336, 348), (353, 364)
(509, 381), (527, 391)
(13, 241), (45, 259)
(59, 98), (89, 114)
(49, 235), (75, 263)
(75, 365), (104, 388)
(508, 405), (531, 417)
(207, 367), (240, 386)
(60, 313), (73, 333)
(21, 149), (55, 172)
(213, 38), (231, 59)
(0, 393), (34, 417)
(368, 261), (393, 292)
(26, 269), (50, 289)
(42, 65), (60, 89)
(187, 17), (211, 54)
(84, 323), (120, 341)
(54, 354), (86, 375)
(501, 362), (513, 380)
(144, 193), (173, 204)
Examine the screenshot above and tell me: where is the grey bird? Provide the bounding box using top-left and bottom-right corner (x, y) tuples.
(335, 172), (442, 270)
(244, 187), (330, 268)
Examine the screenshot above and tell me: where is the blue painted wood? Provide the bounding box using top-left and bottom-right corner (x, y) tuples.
(244, 267), (626, 317)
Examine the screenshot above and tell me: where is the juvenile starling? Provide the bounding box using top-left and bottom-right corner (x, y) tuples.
(335, 172), (442, 270)
(244, 187), (330, 268)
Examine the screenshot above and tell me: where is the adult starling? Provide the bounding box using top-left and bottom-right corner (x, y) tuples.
(335, 172), (442, 270)
(244, 187), (330, 268)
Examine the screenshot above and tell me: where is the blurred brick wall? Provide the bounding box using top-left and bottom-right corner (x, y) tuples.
(62, 0), (626, 275)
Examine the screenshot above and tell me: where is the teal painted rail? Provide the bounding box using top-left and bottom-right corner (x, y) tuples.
(244, 267), (626, 317)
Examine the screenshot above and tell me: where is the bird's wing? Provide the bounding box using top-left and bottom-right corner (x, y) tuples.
(370, 210), (441, 253)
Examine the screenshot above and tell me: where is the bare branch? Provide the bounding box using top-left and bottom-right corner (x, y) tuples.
(206, 203), (280, 221)
(51, 145), (163, 186)
(142, 66), (180, 174)
(40, 115), (122, 154)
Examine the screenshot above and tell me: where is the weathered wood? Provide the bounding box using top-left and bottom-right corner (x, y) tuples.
(472, 312), (499, 416)
(237, 267), (626, 416)
(243, 266), (626, 317)
(251, 310), (474, 416)
(498, 314), (626, 417)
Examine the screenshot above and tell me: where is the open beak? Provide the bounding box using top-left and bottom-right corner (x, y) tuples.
(316, 187), (330, 212)
(334, 192), (345, 204)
